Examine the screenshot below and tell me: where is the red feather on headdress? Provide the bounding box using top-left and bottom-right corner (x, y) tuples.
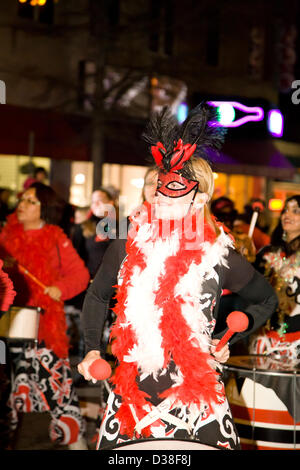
(151, 142), (166, 168)
(143, 103), (226, 179)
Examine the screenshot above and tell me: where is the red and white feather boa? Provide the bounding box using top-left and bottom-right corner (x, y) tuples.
(110, 202), (233, 437)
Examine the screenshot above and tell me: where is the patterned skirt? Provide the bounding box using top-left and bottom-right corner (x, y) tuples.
(7, 342), (85, 445)
(97, 369), (240, 451)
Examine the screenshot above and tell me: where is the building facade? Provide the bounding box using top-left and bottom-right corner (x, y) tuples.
(0, 0), (299, 218)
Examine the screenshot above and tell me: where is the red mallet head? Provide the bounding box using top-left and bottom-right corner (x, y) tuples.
(252, 201), (264, 213)
(215, 311), (249, 352)
(226, 311), (249, 332)
(89, 358), (112, 381)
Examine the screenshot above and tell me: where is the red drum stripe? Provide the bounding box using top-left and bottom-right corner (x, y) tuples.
(230, 404), (299, 426)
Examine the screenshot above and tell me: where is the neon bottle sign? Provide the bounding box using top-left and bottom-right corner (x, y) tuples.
(207, 101), (264, 127)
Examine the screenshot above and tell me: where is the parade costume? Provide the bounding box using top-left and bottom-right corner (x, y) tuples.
(82, 105), (278, 449)
(0, 213), (90, 445)
(250, 236), (300, 363)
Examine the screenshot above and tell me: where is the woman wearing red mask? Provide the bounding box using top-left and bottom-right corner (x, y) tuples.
(78, 105), (277, 450)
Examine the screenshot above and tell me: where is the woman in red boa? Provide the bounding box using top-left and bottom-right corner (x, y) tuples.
(0, 182), (90, 449)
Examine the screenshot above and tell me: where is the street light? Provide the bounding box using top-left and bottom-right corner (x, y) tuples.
(18, 0), (55, 5)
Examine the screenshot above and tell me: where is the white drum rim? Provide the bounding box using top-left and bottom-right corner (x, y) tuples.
(224, 355), (300, 378)
(1, 337), (38, 342)
(104, 437), (223, 450)
(9, 305), (43, 312)
(224, 365), (300, 378)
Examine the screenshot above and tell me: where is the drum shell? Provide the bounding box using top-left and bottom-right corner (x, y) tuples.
(0, 306), (41, 341)
(225, 357), (300, 450)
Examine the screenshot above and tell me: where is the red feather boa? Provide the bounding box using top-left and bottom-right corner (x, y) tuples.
(0, 259), (16, 311)
(110, 203), (225, 438)
(0, 213), (69, 358)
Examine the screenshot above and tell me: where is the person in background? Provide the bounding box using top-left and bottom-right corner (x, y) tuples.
(0, 182), (90, 450)
(19, 169), (74, 238)
(249, 195), (300, 363)
(71, 187), (117, 280)
(74, 206), (90, 225)
(243, 198), (271, 234)
(23, 167), (48, 191)
(0, 188), (12, 226)
(234, 198), (271, 252)
(68, 188), (118, 384)
(211, 197), (256, 263)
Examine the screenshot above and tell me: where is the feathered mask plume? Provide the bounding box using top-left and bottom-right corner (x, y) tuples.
(142, 103), (226, 179)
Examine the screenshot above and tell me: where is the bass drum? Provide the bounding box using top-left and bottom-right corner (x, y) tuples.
(224, 355), (300, 450)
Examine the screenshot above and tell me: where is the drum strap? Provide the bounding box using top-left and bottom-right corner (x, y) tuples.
(132, 398), (193, 436)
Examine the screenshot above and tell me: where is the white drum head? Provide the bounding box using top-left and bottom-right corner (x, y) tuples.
(0, 306), (40, 340)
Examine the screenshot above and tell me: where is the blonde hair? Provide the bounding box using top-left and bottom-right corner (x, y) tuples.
(190, 157), (214, 200)
(189, 157), (219, 235)
(142, 166), (159, 202)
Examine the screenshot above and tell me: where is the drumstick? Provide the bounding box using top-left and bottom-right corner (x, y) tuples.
(18, 264), (46, 290)
(18, 263), (63, 304)
(215, 311), (249, 352)
(248, 201), (264, 239)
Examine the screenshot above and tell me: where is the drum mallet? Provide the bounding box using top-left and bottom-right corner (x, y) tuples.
(18, 263), (63, 304)
(248, 201), (264, 239)
(89, 358), (112, 381)
(215, 311), (249, 352)
(18, 263), (46, 290)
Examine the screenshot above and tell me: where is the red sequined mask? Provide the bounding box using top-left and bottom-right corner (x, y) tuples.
(157, 171), (198, 199)
(151, 139), (198, 199)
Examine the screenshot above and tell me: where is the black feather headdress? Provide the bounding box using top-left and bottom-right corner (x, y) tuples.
(142, 103), (226, 180)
